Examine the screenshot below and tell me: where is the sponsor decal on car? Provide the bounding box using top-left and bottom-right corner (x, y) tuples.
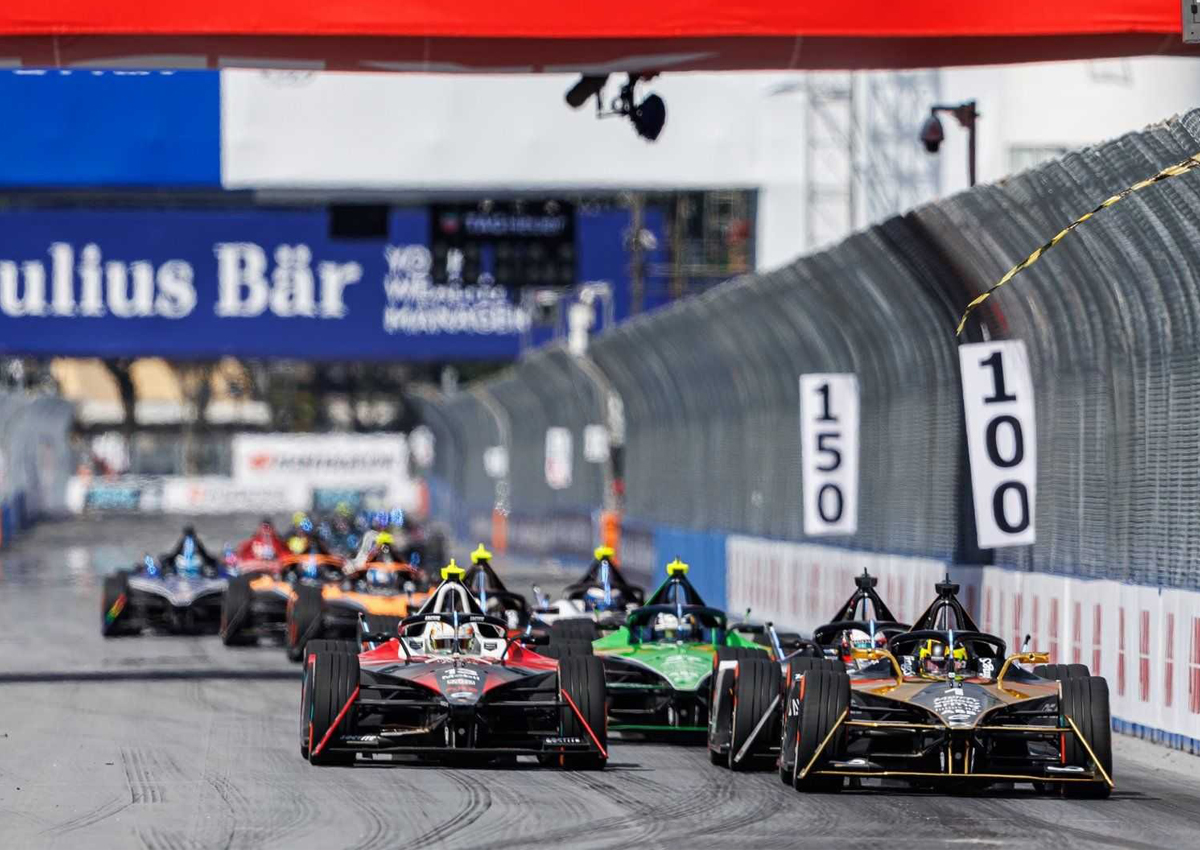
(543, 737), (583, 746)
(933, 693), (982, 723)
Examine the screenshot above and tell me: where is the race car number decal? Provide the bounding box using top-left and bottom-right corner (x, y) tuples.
(933, 694), (982, 722)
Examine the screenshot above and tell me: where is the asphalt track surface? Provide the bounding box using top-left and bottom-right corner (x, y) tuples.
(3, 516), (1200, 849)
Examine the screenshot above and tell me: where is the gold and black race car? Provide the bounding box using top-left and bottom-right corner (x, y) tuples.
(714, 577), (1113, 797)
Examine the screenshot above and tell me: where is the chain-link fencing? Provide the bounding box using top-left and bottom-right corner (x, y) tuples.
(417, 108), (1200, 590)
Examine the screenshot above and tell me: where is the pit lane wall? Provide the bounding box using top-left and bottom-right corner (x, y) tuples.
(726, 535), (1200, 753)
(0, 391), (73, 548)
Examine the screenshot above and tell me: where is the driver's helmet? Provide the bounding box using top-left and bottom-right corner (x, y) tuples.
(292, 511), (309, 528)
(175, 535), (203, 577)
(652, 612), (687, 641)
(918, 639), (968, 676)
(849, 629), (873, 651)
(583, 586), (606, 611)
(366, 566), (395, 591)
(424, 621), (477, 655)
(299, 556), (322, 581)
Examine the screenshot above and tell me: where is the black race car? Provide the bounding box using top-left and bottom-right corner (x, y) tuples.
(102, 528), (230, 636)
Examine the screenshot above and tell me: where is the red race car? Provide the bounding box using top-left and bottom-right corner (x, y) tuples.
(300, 562), (607, 769)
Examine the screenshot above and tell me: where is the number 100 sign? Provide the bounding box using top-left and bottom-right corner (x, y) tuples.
(959, 340), (1037, 548)
(799, 374), (860, 536)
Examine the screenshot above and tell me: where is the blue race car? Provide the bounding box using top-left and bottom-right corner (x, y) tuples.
(102, 527), (232, 636)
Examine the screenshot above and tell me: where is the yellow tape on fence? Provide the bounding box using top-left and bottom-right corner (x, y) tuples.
(955, 152), (1200, 337)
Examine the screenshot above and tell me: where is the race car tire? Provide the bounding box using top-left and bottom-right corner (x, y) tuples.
(359, 614), (401, 649)
(302, 650), (359, 766)
(101, 573), (134, 637)
(1060, 675), (1113, 799)
(728, 658), (781, 771)
(540, 640), (594, 660)
(551, 619), (599, 643)
(558, 655), (607, 770)
(791, 669), (849, 793)
(220, 575), (255, 646)
(708, 648), (757, 765)
(286, 585), (325, 663)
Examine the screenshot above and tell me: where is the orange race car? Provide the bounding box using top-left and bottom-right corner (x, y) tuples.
(284, 537), (433, 661)
(220, 543), (348, 648)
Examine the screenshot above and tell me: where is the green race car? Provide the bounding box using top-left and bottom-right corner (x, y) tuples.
(589, 560), (771, 733)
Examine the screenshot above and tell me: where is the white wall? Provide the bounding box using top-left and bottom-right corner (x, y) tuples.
(937, 57), (1200, 195)
(221, 58), (1200, 276)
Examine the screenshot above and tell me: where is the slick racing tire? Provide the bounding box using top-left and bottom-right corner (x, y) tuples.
(1034, 663), (1090, 681)
(359, 614), (401, 650)
(790, 669), (849, 793)
(551, 618), (599, 643)
(1060, 675), (1113, 799)
(777, 658), (841, 784)
(220, 575), (255, 647)
(728, 658), (781, 771)
(302, 650), (359, 766)
(557, 655), (608, 770)
(101, 572), (134, 637)
(286, 585), (325, 663)
(540, 640), (594, 660)
(709, 646), (766, 765)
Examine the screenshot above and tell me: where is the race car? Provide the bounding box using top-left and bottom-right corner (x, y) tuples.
(708, 568), (908, 769)
(580, 559), (770, 734)
(727, 576), (1114, 796)
(348, 510), (448, 574)
(285, 535), (433, 661)
(299, 562), (608, 768)
(220, 538), (347, 647)
(101, 527), (230, 636)
(528, 546), (646, 639)
(462, 543), (530, 630)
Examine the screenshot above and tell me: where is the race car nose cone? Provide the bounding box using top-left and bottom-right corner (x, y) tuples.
(435, 666), (484, 704)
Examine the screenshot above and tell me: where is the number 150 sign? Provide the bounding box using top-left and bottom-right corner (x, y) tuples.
(959, 341), (1037, 548)
(799, 374), (859, 536)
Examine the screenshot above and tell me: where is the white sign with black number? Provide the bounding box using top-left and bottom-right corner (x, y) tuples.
(545, 427), (573, 490)
(959, 340), (1037, 548)
(799, 374), (859, 536)
(583, 424), (609, 463)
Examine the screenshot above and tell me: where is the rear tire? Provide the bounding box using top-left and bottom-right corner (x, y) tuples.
(101, 573), (134, 637)
(791, 669), (849, 793)
(306, 639), (359, 657)
(1060, 675), (1113, 799)
(1034, 663), (1090, 681)
(558, 655), (607, 770)
(551, 619), (599, 643)
(302, 651), (359, 766)
(728, 658), (781, 771)
(286, 585), (325, 663)
(540, 640), (594, 660)
(220, 575), (255, 646)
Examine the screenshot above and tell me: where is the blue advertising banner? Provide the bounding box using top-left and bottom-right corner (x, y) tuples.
(0, 70), (220, 188)
(0, 207), (536, 360)
(0, 206), (660, 361)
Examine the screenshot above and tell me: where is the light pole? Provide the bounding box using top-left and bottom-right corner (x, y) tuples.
(920, 101), (979, 187)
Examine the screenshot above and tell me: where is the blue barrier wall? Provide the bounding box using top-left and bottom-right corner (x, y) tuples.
(652, 526), (727, 609)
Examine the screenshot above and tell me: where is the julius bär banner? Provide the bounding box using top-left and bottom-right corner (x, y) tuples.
(0, 207), (552, 361)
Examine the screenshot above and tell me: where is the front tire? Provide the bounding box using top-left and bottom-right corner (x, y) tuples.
(551, 619), (599, 643)
(302, 650), (359, 766)
(558, 655), (607, 770)
(791, 669), (849, 793)
(540, 640), (594, 660)
(1060, 675), (1113, 798)
(728, 658), (781, 771)
(101, 573), (134, 637)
